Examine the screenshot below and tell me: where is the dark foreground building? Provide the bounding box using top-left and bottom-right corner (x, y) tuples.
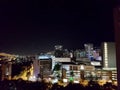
(114, 3), (120, 90)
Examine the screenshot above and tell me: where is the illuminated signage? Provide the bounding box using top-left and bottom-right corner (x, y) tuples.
(54, 58), (71, 62)
(38, 55), (51, 59)
(91, 61), (101, 66)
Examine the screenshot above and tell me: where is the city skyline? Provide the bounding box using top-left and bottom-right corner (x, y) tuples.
(0, 0), (115, 55)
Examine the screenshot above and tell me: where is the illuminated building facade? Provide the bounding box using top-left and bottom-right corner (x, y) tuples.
(0, 53), (16, 80)
(0, 42), (117, 82)
(102, 42), (116, 69)
(33, 55), (52, 79)
(1, 62), (12, 80)
(101, 42), (117, 81)
(61, 62), (95, 80)
(33, 57), (40, 78)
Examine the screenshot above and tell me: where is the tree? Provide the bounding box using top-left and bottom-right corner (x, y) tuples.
(70, 71), (74, 77)
(53, 63), (61, 71)
(53, 63), (61, 79)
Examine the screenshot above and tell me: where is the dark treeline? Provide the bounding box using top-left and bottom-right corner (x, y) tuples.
(0, 79), (117, 90)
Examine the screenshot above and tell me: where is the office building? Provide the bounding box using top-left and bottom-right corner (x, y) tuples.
(102, 42), (116, 69)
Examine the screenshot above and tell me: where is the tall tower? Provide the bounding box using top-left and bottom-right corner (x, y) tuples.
(102, 42), (116, 69)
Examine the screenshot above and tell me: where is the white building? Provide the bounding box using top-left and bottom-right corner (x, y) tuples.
(51, 57), (71, 70)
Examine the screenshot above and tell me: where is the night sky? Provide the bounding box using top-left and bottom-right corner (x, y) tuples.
(0, 0), (116, 55)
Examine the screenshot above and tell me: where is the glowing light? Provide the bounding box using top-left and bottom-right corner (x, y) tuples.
(74, 80), (79, 83)
(80, 65), (84, 70)
(91, 62), (101, 66)
(29, 75), (37, 82)
(38, 55), (51, 59)
(12, 64), (34, 81)
(63, 79), (68, 83)
(52, 78), (58, 84)
(108, 80), (112, 83)
(98, 80), (107, 86)
(69, 77), (74, 82)
(80, 80), (88, 86)
(104, 42), (108, 68)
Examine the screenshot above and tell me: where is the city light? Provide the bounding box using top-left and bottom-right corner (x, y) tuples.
(0, 43), (117, 88)
(104, 42), (108, 68)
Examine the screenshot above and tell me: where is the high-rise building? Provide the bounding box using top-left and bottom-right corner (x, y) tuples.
(102, 42), (116, 69)
(33, 55), (52, 78)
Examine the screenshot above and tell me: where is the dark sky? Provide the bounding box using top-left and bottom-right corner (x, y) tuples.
(0, 0), (116, 55)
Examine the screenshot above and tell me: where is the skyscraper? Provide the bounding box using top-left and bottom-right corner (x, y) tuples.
(102, 42), (116, 69)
